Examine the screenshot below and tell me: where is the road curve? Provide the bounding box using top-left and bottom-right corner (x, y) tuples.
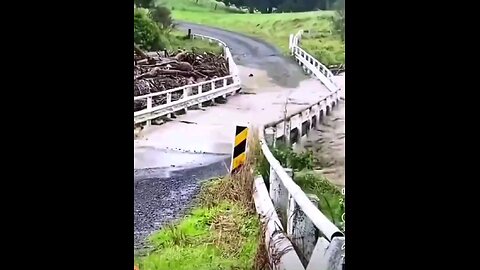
(177, 21), (308, 88)
(134, 23), (329, 251)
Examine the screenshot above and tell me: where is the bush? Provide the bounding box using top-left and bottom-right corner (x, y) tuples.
(134, 8), (165, 51)
(270, 144), (315, 171)
(150, 6), (173, 30)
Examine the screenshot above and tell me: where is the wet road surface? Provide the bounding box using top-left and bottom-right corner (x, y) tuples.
(177, 22), (307, 88)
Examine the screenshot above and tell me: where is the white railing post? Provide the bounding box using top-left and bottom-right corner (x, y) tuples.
(198, 85), (203, 108)
(289, 34), (292, 49)
(287, 193), (320, 267)
(222, 78), (228, 98)
(210, 81), (216, 103)
(146, 97), (152, 109)
(182, 87), (190, 113)
(146, 97), (152, 126)
(166, 92), (172, 118)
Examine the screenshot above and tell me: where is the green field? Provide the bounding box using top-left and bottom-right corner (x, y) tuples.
(159, 0), (345, 65)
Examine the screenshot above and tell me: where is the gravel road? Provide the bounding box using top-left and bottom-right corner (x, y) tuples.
(176, 21), (308, 88)
(134, 158), (230, 252)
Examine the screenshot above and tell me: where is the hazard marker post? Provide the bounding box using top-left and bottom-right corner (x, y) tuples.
(230, 125), (249, 173)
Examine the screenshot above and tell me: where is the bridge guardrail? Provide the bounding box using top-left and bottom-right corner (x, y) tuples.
(289, 30), (343, 96)
(255, 30), (345, 270)
(134, 33), (241, 125)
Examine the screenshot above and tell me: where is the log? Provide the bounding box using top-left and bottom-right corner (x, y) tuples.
(134, 49), (230, 112)
(135, 67), (198, 80)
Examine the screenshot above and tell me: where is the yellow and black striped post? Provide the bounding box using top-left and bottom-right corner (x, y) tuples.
(231, 125), (249, 173)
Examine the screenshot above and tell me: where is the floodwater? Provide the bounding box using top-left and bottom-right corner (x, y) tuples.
(303, 101), (345, 188)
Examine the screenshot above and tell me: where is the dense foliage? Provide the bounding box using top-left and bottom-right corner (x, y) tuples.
(134, 8), (165, 50)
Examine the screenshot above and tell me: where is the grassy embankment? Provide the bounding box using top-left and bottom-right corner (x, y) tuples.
(135, 136), (267, 270)
(167, 30), (223, 54)
(159, 0), (344, 65)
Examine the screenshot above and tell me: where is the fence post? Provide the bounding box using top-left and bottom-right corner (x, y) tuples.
(187, 29), (192, 39)
(287, 193), (320, 267)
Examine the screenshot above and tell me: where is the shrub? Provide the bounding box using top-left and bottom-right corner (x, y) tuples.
(150, 6), (173, 30)
(134, 8), (165, 51)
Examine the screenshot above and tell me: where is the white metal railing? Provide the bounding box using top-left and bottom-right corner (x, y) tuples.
(289, 30), (342, 95)
(254, 31), (345, 270)
(134, 33), (241, 125)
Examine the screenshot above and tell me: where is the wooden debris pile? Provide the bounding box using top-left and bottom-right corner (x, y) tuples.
(134, 44), (232, 112)
(328, 64), (345, 75)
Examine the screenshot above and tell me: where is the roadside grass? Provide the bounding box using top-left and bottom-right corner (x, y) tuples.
(134, 133), (269, 270)
(135, 202), (260, 270)
(167, 29), (223, 54)
(172, 9), (344, 65)
(294, 170), (344, 229)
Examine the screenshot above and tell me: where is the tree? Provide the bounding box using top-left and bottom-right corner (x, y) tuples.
(333, 0), (345, 40)
(134, 8), (164, 50)
(134, 0), (154, 8)
(150, 6), (173, 30)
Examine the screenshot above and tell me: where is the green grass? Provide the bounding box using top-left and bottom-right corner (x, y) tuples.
(158, 0), (344, 65)
(294, 170), (345, 230)
(135, 201), (260, 270)
(167, 30), (223, 54)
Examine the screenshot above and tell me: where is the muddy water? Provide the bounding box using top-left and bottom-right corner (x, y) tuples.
(302, 75), (345, 188)
(303, 101), (345, 188)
